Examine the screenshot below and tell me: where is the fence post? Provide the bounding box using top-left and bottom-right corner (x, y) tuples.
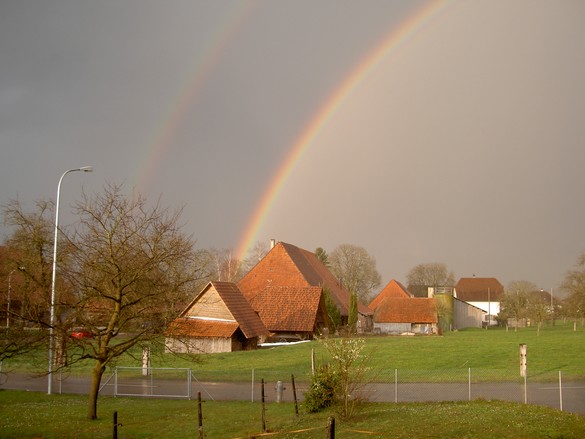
(519, 344), (527, 377)
(559, 371), (563, 412)
(261, 378), (266, 433)
(251, 369), (255, 402)
(523, 373), (527, 404)
(327, 416), (335, 439)
(468, 368), (471, 401)
(394, 369), (398, 403)
(114, 367), (118, 398)
(291, 374), (299, 416)
(188, 367), (192, 400)
(113, 411), (118, 439)
(198, 391), (203, 439)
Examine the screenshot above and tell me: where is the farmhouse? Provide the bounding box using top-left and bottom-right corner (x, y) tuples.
(165, 281), (268, 354)
(369, 279), (438, 335)
(237, 241), (373, 333)
(454, 277), (504, 326)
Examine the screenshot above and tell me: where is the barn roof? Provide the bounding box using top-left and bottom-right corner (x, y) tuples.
(369, 279), (412, 310)
(250, 286), (325, 332)
(455, 277), (504, 302)
(170, 281), (267, 339)
(238, 241), (372, 317)
(166, 317), (239, 338)
(372, 297), (438, 324)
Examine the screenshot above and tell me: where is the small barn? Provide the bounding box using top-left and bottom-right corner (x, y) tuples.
(372, 297), (438, 335)
(370, 280), (438, 335)
(165, 282), (268, 354)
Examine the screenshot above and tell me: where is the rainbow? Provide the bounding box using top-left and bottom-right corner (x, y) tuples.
(132, 2), (258, 196)
(235, 0), (453, 260)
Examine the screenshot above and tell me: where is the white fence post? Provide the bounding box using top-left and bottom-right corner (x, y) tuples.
(394, 369), (398, 403)
(468, 368), (471, 401)
(251, 368), (255, 402)
(559, 371), (563, 411)
(114, 367), (118, 397)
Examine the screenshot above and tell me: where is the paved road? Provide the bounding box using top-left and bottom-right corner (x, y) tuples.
(2, 372), (583, 415)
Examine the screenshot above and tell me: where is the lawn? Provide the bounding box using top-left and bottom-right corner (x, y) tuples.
(2, 323), (585, 437)
(3, 321), (585, 383)
(1, 390), (584, 438)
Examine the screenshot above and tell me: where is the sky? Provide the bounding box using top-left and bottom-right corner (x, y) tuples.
(1, 0), (584, 295)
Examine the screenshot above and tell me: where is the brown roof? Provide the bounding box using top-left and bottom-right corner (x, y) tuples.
(250, 286), (325, 332)
(455, 278), (504, 302)
(373, 297), (438, 324)
(369, 279), (412, 309)
(211, 282), (267, 338)
(166, 317), (239, 338)
(172, 281), (267, 339)
(238, 241), (372, 317)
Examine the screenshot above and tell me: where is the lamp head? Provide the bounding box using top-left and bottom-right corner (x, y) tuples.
(79, 166), (93, 172)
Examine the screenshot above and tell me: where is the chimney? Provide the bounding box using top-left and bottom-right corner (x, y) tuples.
(270, 239), (276, 249)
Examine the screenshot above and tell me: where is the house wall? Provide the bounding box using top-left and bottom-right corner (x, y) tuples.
(453, 300), (483, 329)
(185, 288), (234, 321)
(373, 322), (411, 334)
(468, 301), (500, 317)
(165, 336), (232, 354)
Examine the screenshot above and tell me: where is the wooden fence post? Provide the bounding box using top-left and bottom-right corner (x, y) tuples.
(198, 391), (203, 439)
(112, 411), (118, 439)
(291, 374), (299, 416)
(261, 378), (266, 433)
(327, 416), (335, 439)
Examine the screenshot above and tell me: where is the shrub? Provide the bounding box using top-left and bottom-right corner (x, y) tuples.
(304, 364), (340, 413)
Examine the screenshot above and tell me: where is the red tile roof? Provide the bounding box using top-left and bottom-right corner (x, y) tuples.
(238, 241), (372, 317)
(372, 297), (438, 324)
(369, 279), (412, 309)
(166, 317), (239, 338)
(454, 278), (504, 302)
(211, 282), (267, 338)
(250, 286), (325, 332)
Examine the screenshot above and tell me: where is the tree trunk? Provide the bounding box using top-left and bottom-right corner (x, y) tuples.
(88, 361), (106, 420)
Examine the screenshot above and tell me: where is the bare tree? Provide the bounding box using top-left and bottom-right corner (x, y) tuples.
(63, 183), (202, 420)
(204, 248), (244, 282)
(406, 263), (455, 297)
(1, 200), (59, 362)
(242, 240), (270, 273)
(329, 244), (381, 303)
(562, 251), (585, 321)
(498, 281), (537, 330)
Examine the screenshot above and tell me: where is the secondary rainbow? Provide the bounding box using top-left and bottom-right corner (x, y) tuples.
(131, 2), (258, 196)
(236, 0), (452, 260)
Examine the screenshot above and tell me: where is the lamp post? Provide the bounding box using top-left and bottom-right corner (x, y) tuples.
(48, 166), (92, 395)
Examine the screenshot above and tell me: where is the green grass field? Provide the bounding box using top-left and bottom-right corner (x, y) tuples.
(4, 321), (585, 383)
(2, 322), (585, 437)
(1, 390), (585, 438)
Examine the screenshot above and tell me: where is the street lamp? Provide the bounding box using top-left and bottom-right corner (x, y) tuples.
(48, 166), (93, 395)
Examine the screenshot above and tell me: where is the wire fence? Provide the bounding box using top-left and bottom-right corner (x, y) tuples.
(90, 367), (583, 414)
